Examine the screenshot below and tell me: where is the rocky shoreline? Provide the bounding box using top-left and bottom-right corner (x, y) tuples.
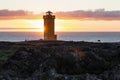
(0, 40), (120, 80)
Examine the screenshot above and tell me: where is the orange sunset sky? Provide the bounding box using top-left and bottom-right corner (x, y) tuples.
(0, 0), (120, 32)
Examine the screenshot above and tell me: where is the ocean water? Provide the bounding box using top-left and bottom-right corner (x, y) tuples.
(0, 32), (120, 42)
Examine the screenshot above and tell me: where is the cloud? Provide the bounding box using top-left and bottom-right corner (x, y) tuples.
(0, 9), (120, 20)
(55, 9), (120, 20)
(0, 9), (30, 16)
(0, 9), (42, 20)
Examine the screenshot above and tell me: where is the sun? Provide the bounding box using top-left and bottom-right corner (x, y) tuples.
(33, 20), (44, 32)
(24, 20), (44, 32)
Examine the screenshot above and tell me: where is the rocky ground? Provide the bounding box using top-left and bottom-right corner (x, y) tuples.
(0, 40), (119, 80)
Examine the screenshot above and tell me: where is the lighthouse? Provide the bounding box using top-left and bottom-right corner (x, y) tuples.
(43, 11), (57, 40)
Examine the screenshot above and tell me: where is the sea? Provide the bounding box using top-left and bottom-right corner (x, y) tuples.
(0, 32), (120, 42)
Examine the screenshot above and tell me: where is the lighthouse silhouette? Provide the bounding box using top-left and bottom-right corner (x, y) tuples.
(43, 11), (57, 40)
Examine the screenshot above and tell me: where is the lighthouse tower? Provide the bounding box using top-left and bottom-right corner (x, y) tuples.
(43, 11), (57, 40)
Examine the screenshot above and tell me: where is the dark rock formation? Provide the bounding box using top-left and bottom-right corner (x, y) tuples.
(0, 41), (119, 80)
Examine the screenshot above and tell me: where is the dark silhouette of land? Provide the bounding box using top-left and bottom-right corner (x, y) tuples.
(0, 40), (119, 80)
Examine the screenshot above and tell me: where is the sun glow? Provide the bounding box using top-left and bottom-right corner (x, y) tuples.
(0, 19), (120, 32)
(0, 20), (44, 32)
(24, 20), (44, 32)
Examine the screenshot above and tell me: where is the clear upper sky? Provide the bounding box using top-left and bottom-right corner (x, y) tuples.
(0, 0), (120, 13)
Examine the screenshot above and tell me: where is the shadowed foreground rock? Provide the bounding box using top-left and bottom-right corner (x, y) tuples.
(0, 41), (119, 80)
